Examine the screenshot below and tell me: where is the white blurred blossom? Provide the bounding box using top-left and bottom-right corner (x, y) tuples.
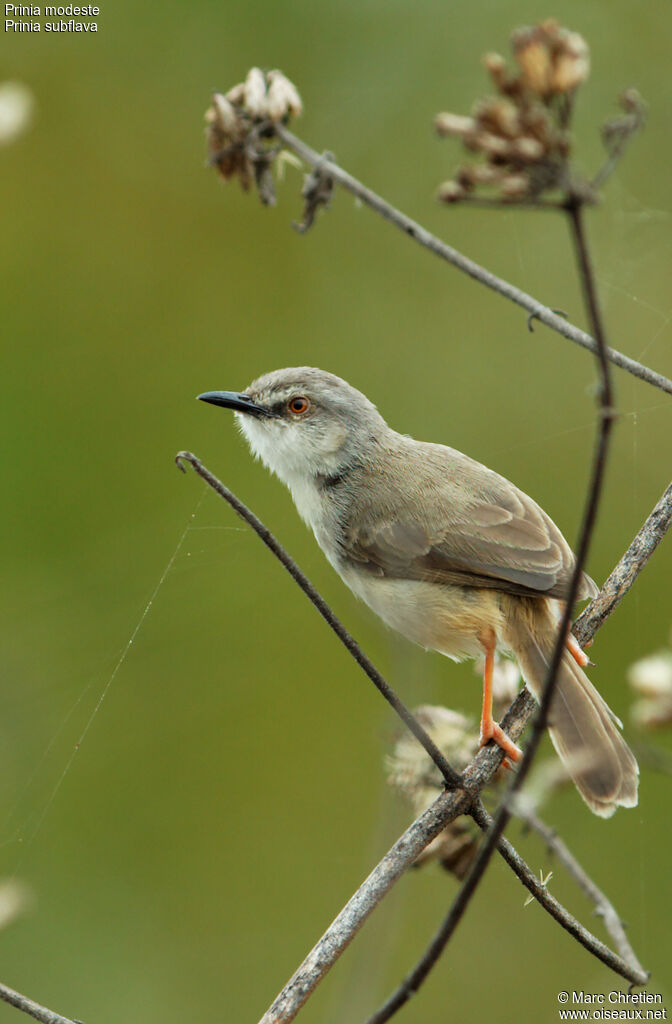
(627, 652), (672, 697)
(628, 648), (672, 729)
(0, 880), (30, 931)
(0, 81), (33, 145)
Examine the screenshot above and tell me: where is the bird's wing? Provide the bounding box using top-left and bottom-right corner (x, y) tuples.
(345, 445), (597, 602)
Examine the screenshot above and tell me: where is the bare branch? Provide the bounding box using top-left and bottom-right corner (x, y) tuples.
(573, 480), (672, 648)
(175, 452), (461, 789)
(273, 125), (672, 398)
(0, 981), (79, 1024)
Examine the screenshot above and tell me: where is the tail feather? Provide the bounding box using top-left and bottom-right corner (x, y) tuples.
(513, 620), (639, 817)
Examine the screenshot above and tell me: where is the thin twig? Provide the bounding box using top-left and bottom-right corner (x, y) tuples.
(573, 479), (672, 647)
(517, 807), (647, 976)
(364, 198), (618, 1022)
(175, 452), (461, 789)
(0, 982), (79, 1024)
(273, 125), (672, 398)
(592, 96), (646, 191)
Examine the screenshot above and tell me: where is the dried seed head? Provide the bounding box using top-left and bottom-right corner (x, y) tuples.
(483, 52), (508, 89)
(456, 163), (504, 189)
(512, 20), (589, 96)
(207, 92), (239, 136)
(266, 69), (303, 121)
(437, 179), (468, 203)
(243, 66), (268, 119)
(433, 21), (597, 205)
(473, 97), (521, 139)
(552, 32), (590, 92)
(512, 135), (545, 161)
(225, 82), (246, 106)
(466, 164), (504, 186)
(435, 112), (476, 138)
(206, 69), (303, 202)
(204, 92), (250, 187)
(515, 35), (554, 95)
(499, 172), (530, 197)
(472, 130), (512, 158)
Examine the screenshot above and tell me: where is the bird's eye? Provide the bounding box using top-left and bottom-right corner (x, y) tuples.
(288, 396), (310, 416)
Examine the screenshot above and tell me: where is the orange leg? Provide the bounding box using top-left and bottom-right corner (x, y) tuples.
(478, 629), (523, 763)
(566, 633), (590, 668)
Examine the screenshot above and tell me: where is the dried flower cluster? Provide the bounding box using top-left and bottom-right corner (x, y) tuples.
(628, 646), (672, 729)
(205, 68), (302, 205)
(387, 705), (506, 878)
(435, 20), (590, 204)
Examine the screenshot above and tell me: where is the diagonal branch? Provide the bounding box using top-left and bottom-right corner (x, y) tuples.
(0, 982), (79, 1024)
(175, 452), (461, 789)
(573, 479), (672, 647)
(273, 125), (672, 398)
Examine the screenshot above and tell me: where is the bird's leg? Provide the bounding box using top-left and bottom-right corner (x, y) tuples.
(566, 632), (590, 668)
(478, 628), (523, 763)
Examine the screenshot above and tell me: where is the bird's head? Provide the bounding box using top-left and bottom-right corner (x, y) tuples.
(198, 367), (386, 486)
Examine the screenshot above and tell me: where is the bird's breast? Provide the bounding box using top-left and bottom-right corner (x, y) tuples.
(337, 562), (504, 663)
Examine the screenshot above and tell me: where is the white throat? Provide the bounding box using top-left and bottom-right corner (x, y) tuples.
(236, 413), (347, 530)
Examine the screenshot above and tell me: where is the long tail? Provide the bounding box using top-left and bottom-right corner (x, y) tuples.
(510, 602), (639, 817)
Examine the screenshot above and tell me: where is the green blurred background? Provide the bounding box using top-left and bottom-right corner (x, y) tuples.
(2, 1), (671, 1021)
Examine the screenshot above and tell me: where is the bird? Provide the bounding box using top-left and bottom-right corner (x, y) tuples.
(198, 366), (638, 817)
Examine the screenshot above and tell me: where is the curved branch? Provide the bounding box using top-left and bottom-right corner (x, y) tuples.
(573, 479), (672, 647)
(175, 452), (461, 789)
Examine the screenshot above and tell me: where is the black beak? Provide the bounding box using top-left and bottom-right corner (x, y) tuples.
(197, 391), (275, 418)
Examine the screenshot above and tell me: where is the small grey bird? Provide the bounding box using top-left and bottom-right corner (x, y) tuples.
(198, 367), (638, 816)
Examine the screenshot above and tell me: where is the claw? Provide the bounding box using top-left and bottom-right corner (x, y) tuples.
(479, 720), (523, 762)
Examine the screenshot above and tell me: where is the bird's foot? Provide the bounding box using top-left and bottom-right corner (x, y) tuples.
(566, 633), (591, 668)
(479, 720), (523, 763)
